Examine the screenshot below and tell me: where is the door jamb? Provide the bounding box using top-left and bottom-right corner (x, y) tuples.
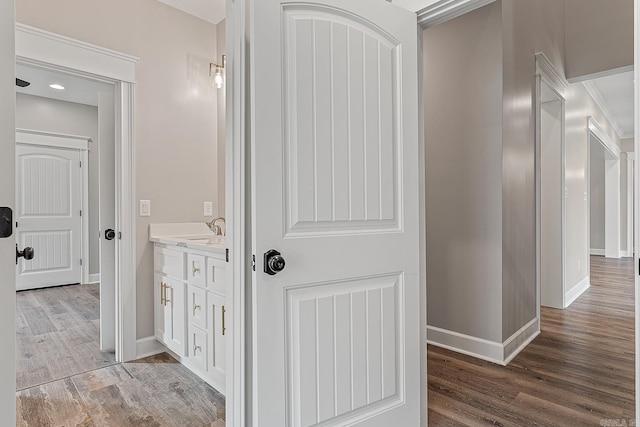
(14, 129), (91, 286)
(15, 23), (139, 363)
(226, 0), (246, 425)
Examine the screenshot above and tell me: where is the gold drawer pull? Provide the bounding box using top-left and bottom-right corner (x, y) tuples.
(222, 305), (226, 336)
(192, 262), (200, 275)
(194, 303), (201, 311)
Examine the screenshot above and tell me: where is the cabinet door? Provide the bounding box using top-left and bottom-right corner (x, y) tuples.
(189, 324), (208, 372)
(208, 292), (227, 377)
(154, 274), (170, 344)
(188, 284), (207, 329)
(165, 278), (187, 356)
(206, 257), (226, 294)
(187, 253), (206, 287)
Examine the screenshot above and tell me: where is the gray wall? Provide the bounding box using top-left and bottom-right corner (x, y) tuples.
(500, 0), (565, 339)
(424, 2), (504, 343)
(217, 19), (226, 218)
(17, 0), (221, 339)
(15, 93), (100, 276)
(565, 0), (634, 80)
(589, 140), (605, 252)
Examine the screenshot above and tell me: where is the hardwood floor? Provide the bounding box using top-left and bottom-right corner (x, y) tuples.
(16, 284), (225, 426)
(428, 256), (635, 426)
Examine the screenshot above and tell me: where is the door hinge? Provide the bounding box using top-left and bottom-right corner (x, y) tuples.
(80, 259), (83, 266)
(15, 222), (18, 228)
(80, 210), (83, 217)
(226, 248), (229, 263)
(118, 232), (122, 240)
(79, 160), (82, 168)
(252, 254), (256, 272)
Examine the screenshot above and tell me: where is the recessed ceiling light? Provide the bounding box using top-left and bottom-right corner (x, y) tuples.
(49, 84), (65, 90)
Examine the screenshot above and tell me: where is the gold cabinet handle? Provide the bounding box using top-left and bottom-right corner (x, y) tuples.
(193, 303), (201, 311)
(164, 284), (171, 305)
(160, 282), (165, 305)
(192, 262), (200, 276)
(222, 305), (226, 336)
(193, 334), (201, 353)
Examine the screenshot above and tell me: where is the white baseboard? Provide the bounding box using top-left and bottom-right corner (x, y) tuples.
(87, 273), (100, 284)
(564, 276), (590, 308)
(136, 336), (166, 359)
(621, 250), (632, 258)
(427, 317), (539, 366)
(503, 318), (540, 365)
(590, 248), (605, 256)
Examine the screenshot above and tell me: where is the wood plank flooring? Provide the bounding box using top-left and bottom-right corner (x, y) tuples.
(16, 284), (225, 426)
(16, 284), (117, 390)
(428, 256), (635, 426)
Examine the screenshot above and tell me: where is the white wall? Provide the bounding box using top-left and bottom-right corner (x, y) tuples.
(590, 139), (605, 252)
(15, 93), (100, 275)
(16, 0), (222, 339)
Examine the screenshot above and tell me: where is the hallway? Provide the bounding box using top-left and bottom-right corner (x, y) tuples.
(428, 256), (635, 426)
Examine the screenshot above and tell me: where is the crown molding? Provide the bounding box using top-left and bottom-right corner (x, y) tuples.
(417, 0), (495, 28)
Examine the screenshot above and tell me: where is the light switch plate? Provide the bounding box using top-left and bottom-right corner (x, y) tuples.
(204, 201), (213, 216)
(140, 200), (151, 217)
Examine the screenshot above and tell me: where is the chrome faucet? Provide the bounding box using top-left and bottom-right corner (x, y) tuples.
(207, 216), (226, 236)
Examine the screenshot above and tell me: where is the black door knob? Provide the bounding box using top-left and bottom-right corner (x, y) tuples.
(105, 229), (116, 241)
(264, 249), (286, 275)
(16, 244), (35, 265)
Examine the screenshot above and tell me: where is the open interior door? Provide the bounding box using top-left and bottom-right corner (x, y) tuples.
(1, 3), (17, 419)
(250, 1), (423, 425)
(98, 91), (116, 351)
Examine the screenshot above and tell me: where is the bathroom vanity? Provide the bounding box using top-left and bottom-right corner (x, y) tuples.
(149, 223), (227, 394)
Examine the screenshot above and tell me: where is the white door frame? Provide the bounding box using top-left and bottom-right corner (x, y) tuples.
(534, 59), (568, 310)
(15, 23), (139, 362)
(15, 129), (91, 286)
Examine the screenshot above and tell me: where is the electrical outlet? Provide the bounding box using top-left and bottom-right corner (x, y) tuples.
(140, 200), (151, 217)
(204, 201), (213, 216)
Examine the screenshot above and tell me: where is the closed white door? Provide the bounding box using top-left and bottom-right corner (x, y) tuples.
(250, 1), (422, 426)
(16, 144), (82, 290)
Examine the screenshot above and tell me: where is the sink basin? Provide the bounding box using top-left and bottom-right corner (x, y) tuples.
(186, 236), (225, 246)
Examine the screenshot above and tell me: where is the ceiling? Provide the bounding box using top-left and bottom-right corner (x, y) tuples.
(15, 63), (114, 107)
(157, 0), (225, 24)
(583, 70), (634, 140)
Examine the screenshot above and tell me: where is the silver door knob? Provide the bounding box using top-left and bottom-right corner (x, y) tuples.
(264, 249), (286, 275)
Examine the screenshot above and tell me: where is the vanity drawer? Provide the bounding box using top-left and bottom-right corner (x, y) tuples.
(154, 247), (185, 280)
(188, 324), (208, 372)
(187, 284), (207, 329)
(187, 253), (206, 286)
(206, 257), (226, 294)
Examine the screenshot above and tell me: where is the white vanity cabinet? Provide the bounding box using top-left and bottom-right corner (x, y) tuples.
(154, 247), (187, 356)
(152, 233), (227, 395)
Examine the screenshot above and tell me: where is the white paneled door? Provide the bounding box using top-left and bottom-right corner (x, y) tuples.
(251, 1), (422, 426)
(16, 145), (82, 290)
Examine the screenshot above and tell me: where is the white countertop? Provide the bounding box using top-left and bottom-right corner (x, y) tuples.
(149, 223), (225, 253)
